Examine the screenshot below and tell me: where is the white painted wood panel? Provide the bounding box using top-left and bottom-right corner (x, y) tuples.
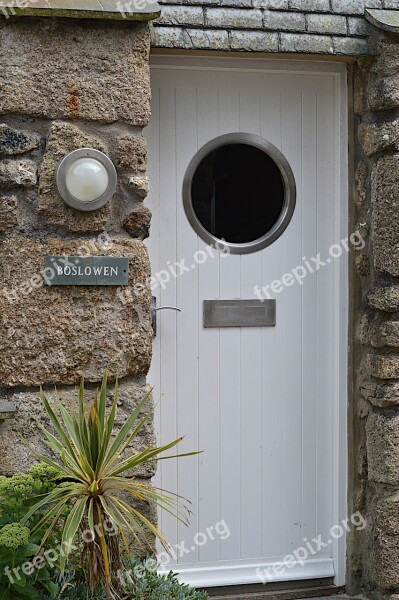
(197, 87), (221, 565)
(144, 57), (348, 588)
(217, 88), (242, 564)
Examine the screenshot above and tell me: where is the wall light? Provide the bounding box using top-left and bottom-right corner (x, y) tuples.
(56, 148), (117, 211)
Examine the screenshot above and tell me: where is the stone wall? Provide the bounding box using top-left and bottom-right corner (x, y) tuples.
(350, 17), (399, 600)
(0, 15), (155, 488)
(152, 0), (390, 54)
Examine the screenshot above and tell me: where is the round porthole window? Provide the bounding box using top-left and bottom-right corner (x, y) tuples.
(183, 133), (296, 254)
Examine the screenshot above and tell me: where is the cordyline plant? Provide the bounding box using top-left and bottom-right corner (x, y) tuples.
(20, 371), (198, 597)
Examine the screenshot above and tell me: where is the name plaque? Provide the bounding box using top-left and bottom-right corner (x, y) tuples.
(44, 256), (129, 286)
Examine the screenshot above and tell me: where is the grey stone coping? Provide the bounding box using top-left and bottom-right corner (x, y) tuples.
(0, 0), (161, 22)
(366, 9), (399, 33)
(0, 401), (17, 421)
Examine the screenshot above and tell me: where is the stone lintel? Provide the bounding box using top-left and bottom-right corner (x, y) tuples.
(366, 9), (399, 34)
(0, 0), (161, 22)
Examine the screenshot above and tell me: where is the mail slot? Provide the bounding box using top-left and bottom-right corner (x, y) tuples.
(203, 299), (276, 328)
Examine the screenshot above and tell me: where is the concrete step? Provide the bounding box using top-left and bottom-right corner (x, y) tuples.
(211, 596), (350, 600)
(208, 586), (349, 600)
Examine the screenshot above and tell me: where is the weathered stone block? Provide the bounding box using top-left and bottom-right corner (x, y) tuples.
(117, 134), (147, 172)
(205, 7), (262, 29)
(157, 5), (204, 26)
(230, 30), (279, 51)
(0, 20), (151, 127)
(0, 195), (18, 232)
(220, 0), (252, 5)
(355, 251), (370, 277)
(0, 382), (155, 478)
(355, 160), (368, 206)
(307, 14), (347, 35)
(288, 0), (330, 11)
(369, 37), (399, 74)
(383, 0), (399, 8)
(264, 11), (305, 32)
(371, 155), (399, 276)
(182, 28), (230, 50)
(0, 237), (152, 388)
(129, 175), (149, 200)
(369, 321), (399, 348)
(123, 206), (152, 240)
(0, 124), (40, 156)
(333, 37), (368, 55)
(370, 493), (399, 589)
(354, 67), (367, 116)
(368, 74), (399, 111)
(361, 379), (399, 408)
(368, 286), (399, 312)
(366, 412), (399, 484)
(116, 384), (156, 478)
(358, 119), (399, 157)
(37, 122), (109, 233)
(0, 159), (37, 187)
(280, 33), (333, 53)
(268, 0), (289, 7)
(151, 26), (186, 48)
(358, 315), (369, 346)
(348, 16), (368, 36)
(364, 354), (399, 379)
(331, 0), (364, 14)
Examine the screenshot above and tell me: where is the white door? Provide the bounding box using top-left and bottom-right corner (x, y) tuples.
(145, 56), (348, 589)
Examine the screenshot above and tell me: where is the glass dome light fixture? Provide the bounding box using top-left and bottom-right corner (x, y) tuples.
(56, 148), (117, 212)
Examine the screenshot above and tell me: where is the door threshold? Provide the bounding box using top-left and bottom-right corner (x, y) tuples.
(205, 581), (345, 599)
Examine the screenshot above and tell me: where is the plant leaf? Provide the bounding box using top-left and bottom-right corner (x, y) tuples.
(103, 387), (152, 468)
(40, 390), (77, 461)
(59, 497), (87, 572)
(98, 369), (108, 433)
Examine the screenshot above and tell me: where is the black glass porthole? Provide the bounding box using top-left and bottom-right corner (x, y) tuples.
(182, 133), (296, 254)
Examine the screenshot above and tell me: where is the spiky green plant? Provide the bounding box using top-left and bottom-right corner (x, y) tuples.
(21, 372), (198, 597)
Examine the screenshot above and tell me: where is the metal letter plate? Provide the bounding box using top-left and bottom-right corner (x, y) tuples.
(44, 257), (129, 286)
(203, 299), (276, 328)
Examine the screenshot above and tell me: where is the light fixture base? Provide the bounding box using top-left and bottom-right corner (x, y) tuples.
(56, 148), (117, 212)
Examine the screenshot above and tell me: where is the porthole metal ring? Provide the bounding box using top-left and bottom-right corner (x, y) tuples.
(182, 133), (297, 255)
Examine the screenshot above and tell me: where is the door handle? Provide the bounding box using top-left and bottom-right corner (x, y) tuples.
(151, 296), (181, 337)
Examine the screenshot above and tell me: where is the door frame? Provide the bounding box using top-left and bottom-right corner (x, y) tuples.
(147, 54), (349, 588)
